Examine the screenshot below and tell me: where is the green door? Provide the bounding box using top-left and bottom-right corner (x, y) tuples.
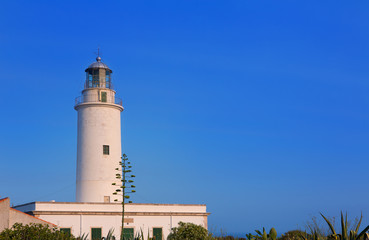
(153, 228), (162, 240)
(123, 228), (134, 240)
(91, 228), (102, 240)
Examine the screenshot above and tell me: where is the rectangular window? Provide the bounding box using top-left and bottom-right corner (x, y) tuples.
(153, 228), (163, 240)
(106, 71), (111, 88)
(104, 196), (110, 203)
(91, 228), (102, 240)
(123, 228), (134, 240)
(101, 92), (107, 102)
(60, 228), (71, 235)
(92, 69), (100, 87)
(103, 145), (109, 155)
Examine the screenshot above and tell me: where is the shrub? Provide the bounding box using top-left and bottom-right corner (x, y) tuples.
(279, 230), (306, 240)
(0, 223), (76, 240)
(216, 237), (235, 240)
(168, 221), (214, 240)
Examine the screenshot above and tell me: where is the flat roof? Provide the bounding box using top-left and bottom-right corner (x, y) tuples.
(14, 201), (206, 208)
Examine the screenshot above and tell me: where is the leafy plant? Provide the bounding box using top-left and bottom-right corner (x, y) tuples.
(305, 215), (338, 238)
(76, 233), (88, 240)
(246, 233), (256, 240)
(300, 230), (324, 240)
(133, 228), (145, 240)
(102, 229), (116, 240)
(168, 221), (214, 240)
(320, 212), (369, 240)
(255, 228), (277, 240)
(0, 223), (76, 240)
(215, 236), (246, 240)
(147, 229), (153, 240)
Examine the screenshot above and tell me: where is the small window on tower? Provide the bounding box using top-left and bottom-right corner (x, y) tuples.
(103, 145), (110, 155)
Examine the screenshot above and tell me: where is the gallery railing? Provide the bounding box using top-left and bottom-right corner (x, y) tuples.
(75, 94), (122, 106)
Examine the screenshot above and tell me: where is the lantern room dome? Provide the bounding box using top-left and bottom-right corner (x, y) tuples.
(85, 57), (112, 72)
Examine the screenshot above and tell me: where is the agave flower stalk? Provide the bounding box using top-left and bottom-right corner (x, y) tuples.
(112, 154), (136, 240)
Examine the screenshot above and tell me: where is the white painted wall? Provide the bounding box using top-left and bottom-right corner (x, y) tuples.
(44, 213), (206, 239)
(13, 202), (209, 240)
(15, 202), (207, 213)
(75, 88), (123, 203)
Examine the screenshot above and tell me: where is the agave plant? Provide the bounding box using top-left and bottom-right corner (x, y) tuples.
(76, 233), (88, 240)
(255, 228), (277, 240)
(320, 212), (369, 240)
(102, 229), (116, 240)
(246, 233), (257, 240)
(133, 228), (144, 240)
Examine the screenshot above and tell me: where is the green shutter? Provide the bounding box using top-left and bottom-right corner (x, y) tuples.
(91, 228), (102, 240)
(123, 228), (134, 240)
(60, 228), (71, 235)
(153, 228), (162, 240)
(101, 92), (107, 102)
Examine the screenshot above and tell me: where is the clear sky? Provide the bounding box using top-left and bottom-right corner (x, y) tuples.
(0, 0), (369, 236)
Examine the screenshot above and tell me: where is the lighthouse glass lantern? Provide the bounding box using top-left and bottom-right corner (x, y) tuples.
(85, 57), (112, 89)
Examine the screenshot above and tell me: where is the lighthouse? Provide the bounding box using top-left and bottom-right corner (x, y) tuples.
(74, 56), (124, 203)
(12, 55), (209, 239)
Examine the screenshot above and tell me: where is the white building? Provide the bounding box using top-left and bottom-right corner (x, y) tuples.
(14, 201), (208, 239)
(13, 56), (209, 240)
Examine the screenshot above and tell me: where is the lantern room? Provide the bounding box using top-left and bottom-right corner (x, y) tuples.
(85, 56), (113, 89)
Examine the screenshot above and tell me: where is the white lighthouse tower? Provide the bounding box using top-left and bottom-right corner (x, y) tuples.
(74, 56), (123, 203)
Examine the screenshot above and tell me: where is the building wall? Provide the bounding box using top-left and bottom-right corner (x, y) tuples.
(9, 209), (53, 227)
(14, 202), (209, 240)
(0, 198), (55, 232)
(0, 198), (10, 232)
(38, 213), (206, 239)
(76, 99), (123, 203)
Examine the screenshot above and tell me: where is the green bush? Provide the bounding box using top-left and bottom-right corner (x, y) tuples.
(0, 223), (76, 240)
(215, 236), (236, 240)
(215, 236), (246, 240)
(168, 221), (214, 240)
(279, 230), (306, 240)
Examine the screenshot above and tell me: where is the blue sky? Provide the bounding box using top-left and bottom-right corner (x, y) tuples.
(0, 0), (369, 236)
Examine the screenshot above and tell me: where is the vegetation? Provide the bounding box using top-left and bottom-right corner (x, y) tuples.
(279, 230), (306, 240)
(319, 212), (369, 240)
(101, 229), (115, 240)
(254, 228), (277, 240)
(215, 236), (246, 240)
(112, 153), (136, 240)
(168, 221), (214, 240)
(0, 223), (76, 240)
(2, 212), (369, 240)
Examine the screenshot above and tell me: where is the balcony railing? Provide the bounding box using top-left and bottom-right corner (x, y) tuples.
(75, 94), (122, 106)
(84, 81), (114, 90)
